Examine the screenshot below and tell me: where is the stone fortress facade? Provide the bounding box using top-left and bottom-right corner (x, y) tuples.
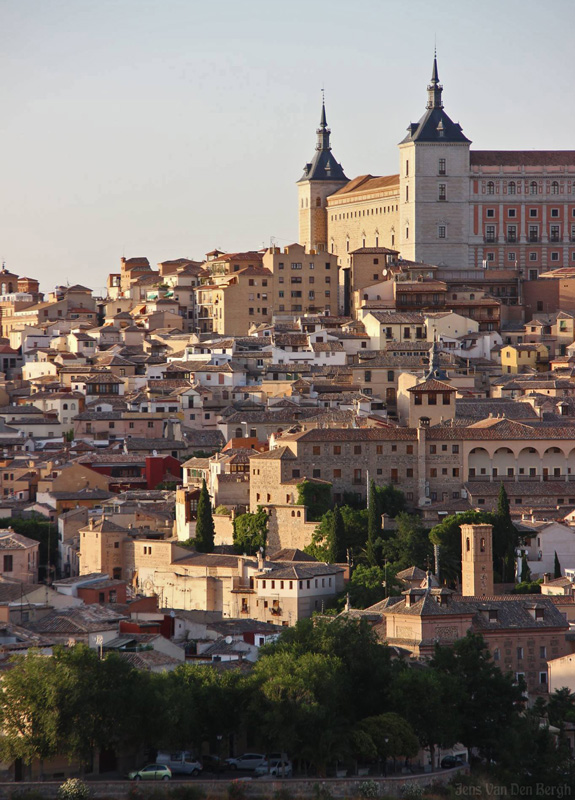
(298, 56), (575, 280)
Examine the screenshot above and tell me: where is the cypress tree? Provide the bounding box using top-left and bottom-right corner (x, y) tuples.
(195, 478), (215, 553)
(496, 483), (511, 519)
(366, 479), (380, 566)
(329, 506), (346, 564)
(554, 551), (562, 579)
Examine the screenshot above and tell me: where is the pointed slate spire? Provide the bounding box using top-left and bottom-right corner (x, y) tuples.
(316, 97), (331, 151)
(426, 50), (443, 110)
(299, 94), (348, 182)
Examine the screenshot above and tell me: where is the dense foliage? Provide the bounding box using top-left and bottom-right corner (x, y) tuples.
(232, 507), (268, 555)
(296, 480), (332, 521)
(2, 622), (570, 788)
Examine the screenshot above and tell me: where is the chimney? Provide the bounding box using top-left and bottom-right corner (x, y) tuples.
(256, 548), (264, 571)
(543, 573), (551, 584)
(89, 518), (94, 530)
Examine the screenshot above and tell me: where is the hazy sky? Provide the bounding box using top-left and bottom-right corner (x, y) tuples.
(1, 0), (574, 293)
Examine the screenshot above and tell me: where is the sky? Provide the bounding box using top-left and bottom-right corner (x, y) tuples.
(1, 0), (575, 293)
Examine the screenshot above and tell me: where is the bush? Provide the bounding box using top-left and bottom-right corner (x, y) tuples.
(400, 785), (424, 800)
(312, 785), (333, 800)
(57, 780), (91, 800)
(214, 506), (230, 515)
(227, 782), (247, 800)
(359, 780), (380, 798)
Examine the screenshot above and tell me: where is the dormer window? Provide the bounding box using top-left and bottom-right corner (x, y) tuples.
(488, 609), (498, 622)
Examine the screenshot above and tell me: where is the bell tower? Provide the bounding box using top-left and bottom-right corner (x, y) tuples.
(461, 523), (494, 598)
(297, 99), (348, 251)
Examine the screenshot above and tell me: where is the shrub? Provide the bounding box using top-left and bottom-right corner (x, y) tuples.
(359, 780), (379, 798)
(312, 785), (334, 800)
(227, 782), (247, 800)
(57, 780), (91, 800)
(401, 784), (424, 800)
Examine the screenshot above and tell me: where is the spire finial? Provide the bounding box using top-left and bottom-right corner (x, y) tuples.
(320, 87), (327, 128)
(426, 50), (443, 109)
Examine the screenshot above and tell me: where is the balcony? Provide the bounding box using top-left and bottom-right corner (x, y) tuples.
(270, 606), (283, 617)
(549, 236), (563, 243)
(529, 235), (541, 243)
(505, 235), (517, 243)
(483, 236), (497, 243)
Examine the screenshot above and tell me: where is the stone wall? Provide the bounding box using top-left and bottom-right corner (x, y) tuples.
(0, 769), (465, 799)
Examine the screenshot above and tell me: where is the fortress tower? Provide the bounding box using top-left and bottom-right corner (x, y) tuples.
(297, 101), (348, 252)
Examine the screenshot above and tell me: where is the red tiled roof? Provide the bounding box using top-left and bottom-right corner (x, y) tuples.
(471, 151), (575, 167)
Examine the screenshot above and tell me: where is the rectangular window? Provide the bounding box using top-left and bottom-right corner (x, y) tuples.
(438, 158), (446, 175)
(354, 445), (362, 455)
(3, 555), (13, 571)
(438, 225), (446, 238)
(517, 647), (524, 660)
(540, 646), (547, 659)
(438, 184), (446, 201)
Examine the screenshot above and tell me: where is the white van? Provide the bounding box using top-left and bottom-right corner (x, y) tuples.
(156, 752), (203, 776)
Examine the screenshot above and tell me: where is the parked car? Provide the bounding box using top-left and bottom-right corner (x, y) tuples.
(254, 759), (293, 778)
(157, 751), (202, 776)
(226, 753), (266, 770)
(128, 764), (172, 781)
(201, 754), (226, 773)
(441, 755), (465, 769)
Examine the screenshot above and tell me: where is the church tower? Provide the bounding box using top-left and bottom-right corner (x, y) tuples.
(461, 523), (494, 598)
(297, 101), (348, 251)
(399, 55), (471, 267)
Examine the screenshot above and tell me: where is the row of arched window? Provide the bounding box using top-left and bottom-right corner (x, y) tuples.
(485, 180), (570, 195)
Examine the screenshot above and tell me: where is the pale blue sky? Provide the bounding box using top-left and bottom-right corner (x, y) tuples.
(1, 0), (574, 291)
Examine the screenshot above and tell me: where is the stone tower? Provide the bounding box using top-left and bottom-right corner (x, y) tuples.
(398, 55), (471, 267)
(461, 523), (494, 598)
(297, 101), (348, 251)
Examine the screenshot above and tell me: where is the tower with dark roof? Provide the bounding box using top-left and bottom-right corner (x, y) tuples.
(398, 54), (471, 268)
(297, 100), (349, 252)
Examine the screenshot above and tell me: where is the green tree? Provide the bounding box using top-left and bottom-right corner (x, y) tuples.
(376, 484), (406, 518)
(554, 551), (562, 578)
(359, 712), (419, 762)
(0, 650), (63, 769)
(195, 478), (215, 553)
(431, 632), (525, 762)
(380, 513), (433, 571)
(366, 480), (380, 566)
(264, 616), (393, 724)
(305, 506), (368, 562)
(393, 668), (461, 771)
(328, 506), (347, 563)
(233, 507), (268, 555)
(251, 650), (347, 776)
(296, 480), (332, 521)
(346, 564), (388, 609)
(429, 510), (519, 583)
(496, 483), (519, 581)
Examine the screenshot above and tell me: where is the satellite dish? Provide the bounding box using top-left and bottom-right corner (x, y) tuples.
(225, 635), (233, 645)
(170, 610), (175, 618)
(382, 268), (388, 277)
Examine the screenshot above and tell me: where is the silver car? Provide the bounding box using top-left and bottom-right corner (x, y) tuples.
(226, 753), (266, 770)
(254, 760), (293, 778)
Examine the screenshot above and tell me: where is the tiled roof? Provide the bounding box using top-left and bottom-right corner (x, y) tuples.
(408, 379), (454, 393)
(471, 151), (575, 167)
(255, 563), (344, 580)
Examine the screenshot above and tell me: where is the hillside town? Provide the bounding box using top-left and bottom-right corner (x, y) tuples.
(3, 54), (575, 795)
